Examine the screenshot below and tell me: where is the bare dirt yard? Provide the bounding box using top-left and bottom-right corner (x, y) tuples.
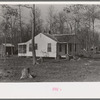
(0, 56), (100, 82)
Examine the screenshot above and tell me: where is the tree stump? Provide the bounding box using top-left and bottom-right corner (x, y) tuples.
(66, 54), (69, 60)
(37, 57), (43, 64)
(20, 68), (33, 79)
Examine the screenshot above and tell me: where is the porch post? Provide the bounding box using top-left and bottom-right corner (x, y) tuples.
(67, 43), (68, 55)
(56, 43), (59, 59)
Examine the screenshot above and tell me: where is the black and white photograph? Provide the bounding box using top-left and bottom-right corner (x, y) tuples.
(0, 3), (100, 82)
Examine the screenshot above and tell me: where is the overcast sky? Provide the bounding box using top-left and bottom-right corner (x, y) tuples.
(37, 4), (66, 18)
(20, 4), (66, 24)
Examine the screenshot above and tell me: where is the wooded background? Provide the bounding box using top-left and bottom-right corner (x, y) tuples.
(0, 4), (100, 52)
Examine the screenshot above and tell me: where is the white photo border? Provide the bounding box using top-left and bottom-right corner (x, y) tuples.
(0, 1), (100, 99)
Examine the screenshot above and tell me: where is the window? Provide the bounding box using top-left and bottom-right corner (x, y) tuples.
(69, 43), (72, 52)
(29, 44), (32, 51)
(18, 45), (22, 53)
(29, 43), (38, 51)
(75, 44), (76, 52)
(47, 43), (51, 52)
(18, 45), (26, 53)
(59, 44), (62, 52)
(23, 45), (26, 53)
(65, 44), (67, 54)
(35, 44), (38, 50)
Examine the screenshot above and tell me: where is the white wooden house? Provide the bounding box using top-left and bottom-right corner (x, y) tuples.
(18, 33), (81, 58)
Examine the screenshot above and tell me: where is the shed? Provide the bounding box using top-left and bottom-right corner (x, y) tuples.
(0, 43), (14, 56)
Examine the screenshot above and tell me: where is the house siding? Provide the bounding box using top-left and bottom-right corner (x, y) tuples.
(18, 33), (82, 57)
(35, 33), (57, 58)
(68, 43), (81, 55)
(19, 33), (57, 58)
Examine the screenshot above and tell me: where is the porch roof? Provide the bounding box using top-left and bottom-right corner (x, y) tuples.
(54, 34), (75, 43)
(18, 42), (27, 45)
(2, 43), (14, 47)
(44, 33), (80, 43)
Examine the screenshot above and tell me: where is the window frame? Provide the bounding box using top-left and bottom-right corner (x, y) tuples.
(47, 43), (52, 52)
(29, 43), (32, 51)
(69, 43), (72, 52)
(18, 44), (26, 53)
(59, 44), (62, 52)
(75, 44), (77, 52)
(35, 43), (38, 50)
(29, 43), (38, 52)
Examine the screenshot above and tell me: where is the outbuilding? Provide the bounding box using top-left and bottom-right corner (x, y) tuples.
(0, 43), (14, 57)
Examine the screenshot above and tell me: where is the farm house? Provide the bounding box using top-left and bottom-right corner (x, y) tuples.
(18, 33), (82, 58)
(0, 43), (14, 57)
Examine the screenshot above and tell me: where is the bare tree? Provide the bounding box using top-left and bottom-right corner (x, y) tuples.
(21, 4), (37, 65)
(18, 5), (22, 43)
(1, 5), (18, 55)
(47, 5), (55, 34)
(84, 5), (100, 47)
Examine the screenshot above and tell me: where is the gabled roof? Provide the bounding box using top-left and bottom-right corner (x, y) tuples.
(18, 33), (80, 45)
(42, 33), (58, 42)
(54, 34), (75, 43)
(43, 33), (79, 43)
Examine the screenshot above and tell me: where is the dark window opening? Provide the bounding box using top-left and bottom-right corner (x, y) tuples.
(35, 44), (38, 50)
(69, 43), (72, 52)
(59, 44), (62, 52)
(29, 43), (38, 51)
(75, 44), (76, 52)
(47, 43), (51, 52)
(65, 44), (67, 54)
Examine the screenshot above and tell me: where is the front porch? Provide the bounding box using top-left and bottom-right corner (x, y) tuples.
(56, 43), (79, 58)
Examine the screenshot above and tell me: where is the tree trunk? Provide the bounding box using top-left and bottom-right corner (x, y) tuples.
(92, 19), (95, 47)
(19, 5), (22, 43)
(4, 31), (6, 61)
(32, 4), (36, 65)
(11, 18), (13, 56)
